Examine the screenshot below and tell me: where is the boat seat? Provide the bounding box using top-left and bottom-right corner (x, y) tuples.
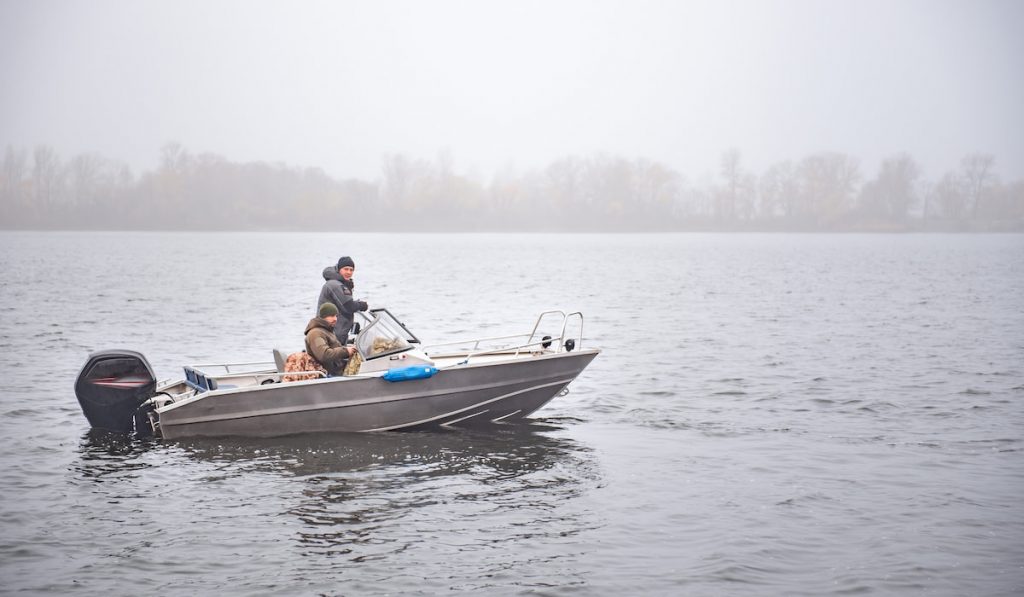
(184, 366), (215, 392)
(273, 349), (288, 373)
(183, 366), (235, 392)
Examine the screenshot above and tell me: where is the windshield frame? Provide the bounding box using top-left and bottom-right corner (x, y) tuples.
(354, 308), (421, 360)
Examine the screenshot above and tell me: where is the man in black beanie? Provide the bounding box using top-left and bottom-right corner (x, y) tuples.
(317, 255), (369, 345)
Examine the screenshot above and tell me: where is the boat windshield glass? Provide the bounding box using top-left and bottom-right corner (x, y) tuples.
(355, 309), (418, 360)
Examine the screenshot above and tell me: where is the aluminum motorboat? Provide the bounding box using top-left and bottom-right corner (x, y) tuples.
(74, 309), (599, 438)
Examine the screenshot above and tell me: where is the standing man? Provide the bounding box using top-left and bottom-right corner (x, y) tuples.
(317, 255), (369, 345)
(305, 303), (355, 376)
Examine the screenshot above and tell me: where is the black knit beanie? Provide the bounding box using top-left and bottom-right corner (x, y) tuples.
(337, 256), (355, 270)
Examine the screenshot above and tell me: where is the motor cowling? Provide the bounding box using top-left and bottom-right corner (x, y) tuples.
(74, 350), (157, 433)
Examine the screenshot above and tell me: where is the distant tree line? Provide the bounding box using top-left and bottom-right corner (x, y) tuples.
(2, 143), (1021, 231)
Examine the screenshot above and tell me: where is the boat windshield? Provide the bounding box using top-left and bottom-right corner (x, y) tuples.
(355, 309), (419, 360)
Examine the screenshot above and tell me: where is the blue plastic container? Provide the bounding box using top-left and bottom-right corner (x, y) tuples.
(382, 365), (438, 382)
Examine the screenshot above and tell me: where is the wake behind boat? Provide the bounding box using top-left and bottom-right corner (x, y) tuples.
(74, 309), (599, 438)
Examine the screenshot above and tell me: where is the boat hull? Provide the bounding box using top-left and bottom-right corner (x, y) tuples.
(156, 349), (598, 439)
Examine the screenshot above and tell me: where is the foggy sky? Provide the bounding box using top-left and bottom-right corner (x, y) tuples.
(2, 0), (1022, 181)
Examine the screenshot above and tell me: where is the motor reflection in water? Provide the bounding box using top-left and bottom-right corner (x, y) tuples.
(75, 429), (163, 483)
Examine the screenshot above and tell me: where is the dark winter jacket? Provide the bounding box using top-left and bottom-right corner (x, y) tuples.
(317, 266), (368, 344)
(304, 317), (349, 376)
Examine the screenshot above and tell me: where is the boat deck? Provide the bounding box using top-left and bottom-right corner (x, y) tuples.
(155, 348), (560, 401)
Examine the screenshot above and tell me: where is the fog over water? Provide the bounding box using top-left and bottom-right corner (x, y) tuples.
(2, 3), (1023, 593)
(2, 0), (1023, 181)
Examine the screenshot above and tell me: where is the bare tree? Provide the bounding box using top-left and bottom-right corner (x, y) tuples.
(612, 158), (682, 227)
(428, 150), (484, 221)
(1000, 180), (1024, 224)
(667, 176), (694, 220)
(159, 142), (191, 174)
(759, 160), (798, 219)
(543, 156), (584, 213)
(976, 179), (1024, 227)
(380, 153), (416, 210)
(717, 149), (755, 221)
(32, 145), (64, 212)
(859, 153), (920, 224)
(797, 152), (861, 227)
(584, 154), (633, 221)
(488, 164), (524, 219)
(1, 146), (29, 221)
(930, 171), (966, 221)
(67, 152), (106, 208)
(960, 153), (996, 219)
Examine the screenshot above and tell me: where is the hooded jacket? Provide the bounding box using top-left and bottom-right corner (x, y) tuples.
(304, 316), (350, 376)
(317, 266), (368, 344)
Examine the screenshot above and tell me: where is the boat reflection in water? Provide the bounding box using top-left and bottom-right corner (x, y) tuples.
(75, 421), (602, 567)
(172, 420), (586, 479)
(241, 423), (602, 561)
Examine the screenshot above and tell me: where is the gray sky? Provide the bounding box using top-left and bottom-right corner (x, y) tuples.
(2, 0), (1022, 181)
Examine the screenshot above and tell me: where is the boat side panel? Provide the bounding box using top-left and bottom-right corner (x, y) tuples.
(158, 350), (597, 438)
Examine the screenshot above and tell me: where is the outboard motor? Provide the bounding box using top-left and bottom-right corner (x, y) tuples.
(74, 350), (157, 434)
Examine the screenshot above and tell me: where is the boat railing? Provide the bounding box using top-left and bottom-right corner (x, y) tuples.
(187, 360), (276, 375)
(422, 310), (585, 366)
(181, 363), (326, 393)
(212, 370), (327, 385)
(431, 338), (564, 368)
(421, 331), (528, 353)
(525, 310), (584, 351)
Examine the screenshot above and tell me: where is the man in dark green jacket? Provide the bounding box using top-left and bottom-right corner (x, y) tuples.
(305, 303), (355, 376)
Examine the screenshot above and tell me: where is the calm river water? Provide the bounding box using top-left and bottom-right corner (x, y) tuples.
(0, 232), (1022, 596)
